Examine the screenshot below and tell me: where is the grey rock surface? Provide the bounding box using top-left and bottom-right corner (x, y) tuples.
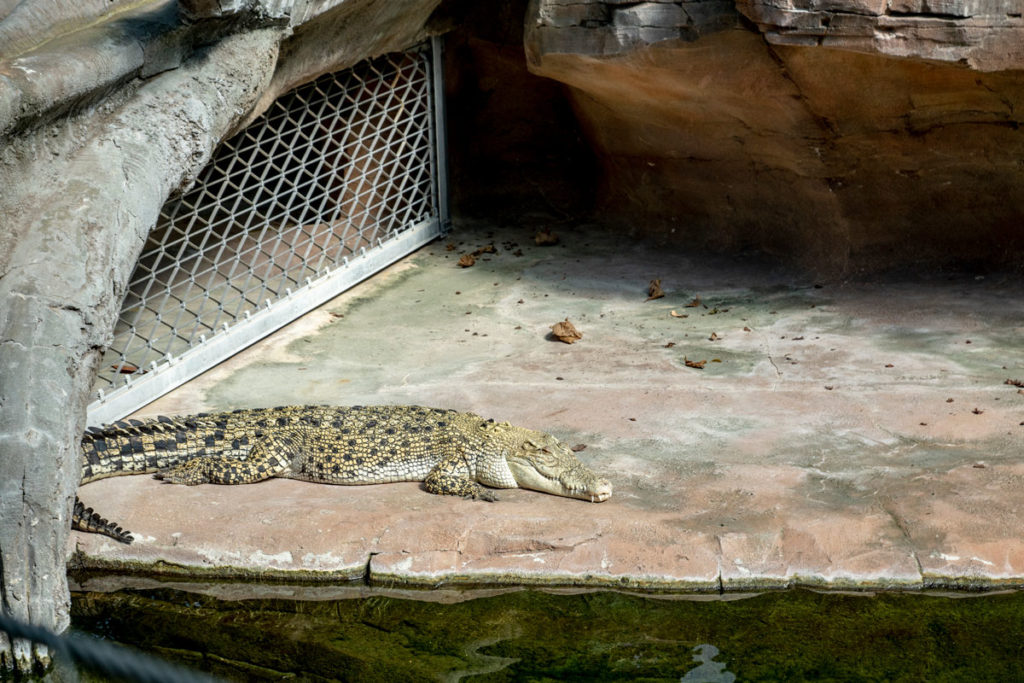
(0, 0), (439, 673)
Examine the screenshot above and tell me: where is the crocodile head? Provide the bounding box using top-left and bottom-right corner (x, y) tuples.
(505, 431), (613, 503)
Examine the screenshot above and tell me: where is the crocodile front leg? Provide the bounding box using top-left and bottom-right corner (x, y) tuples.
(154, 432), (298, 485)
(424, 446), (497, 501)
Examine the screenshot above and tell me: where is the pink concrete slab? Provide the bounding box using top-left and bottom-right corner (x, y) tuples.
(73, 223), (1024, 593)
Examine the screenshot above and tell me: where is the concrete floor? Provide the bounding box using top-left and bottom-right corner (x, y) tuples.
(72, 219), (1024, 592)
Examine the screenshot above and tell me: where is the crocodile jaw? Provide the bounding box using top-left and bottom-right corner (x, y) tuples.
(505, 435), (613, 502)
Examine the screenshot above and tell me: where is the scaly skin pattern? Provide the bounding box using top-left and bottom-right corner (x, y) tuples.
(77, 405), (613, 543)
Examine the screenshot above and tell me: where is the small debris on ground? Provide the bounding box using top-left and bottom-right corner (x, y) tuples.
(972, 407), (984, 414)
(973, 463), (986, 469)
(685, 296), (701, 308)
(684, 357), (706, 369)
(550, 318), (582, 344)
(670, 310), (688, 318)
(458, 254), (475, 268)
(885, 363), (895, 368)
(946, 398), (954, 403)
(112, 363), (140, 374)
(825, 385), (834, 390)
(445, 243), (456, 251)
(664, 342), (676, 348)
(534, 229), (559, 246)
(1005, 378), (1024, 387)
(743, 326), (751, 332)
(709, 332), (720, 341)
(571, 444), (587, 452)
(646, 279), (665, 301)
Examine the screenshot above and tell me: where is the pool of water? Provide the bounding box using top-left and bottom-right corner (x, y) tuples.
(70, 586), (1024, 681)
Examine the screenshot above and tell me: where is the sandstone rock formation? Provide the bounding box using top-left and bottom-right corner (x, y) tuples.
(525, 0), (1024, 270)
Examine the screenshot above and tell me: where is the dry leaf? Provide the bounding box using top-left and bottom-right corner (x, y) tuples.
(664, 342), (676, 348)
(972, 407), (984, 414)
(708, 332), (720, 341)
(646, 279), (665, 301)
(550, 318), (582, 344)
(535, 229), (559, 246)
(571, 444), (587, 452)
(112, 363), (139, 374)
(471, 244), (497, 256)
(445, 243), (457, 251)
(458, 254), (476, 268)
(1005, 378), (1024, 387)
(885, 364), (895, 368)
(743, 326), (751, 332)
(684, 357), (706, 369)
(670, 310), (689, 318)
(824, 385), (834, 390)
(684, 297), (701, 308)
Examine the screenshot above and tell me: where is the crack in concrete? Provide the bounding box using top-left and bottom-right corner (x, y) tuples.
(879, 500), (924, 582)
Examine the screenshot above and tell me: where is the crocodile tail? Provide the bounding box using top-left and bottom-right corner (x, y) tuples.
(73, 496), (134, 544)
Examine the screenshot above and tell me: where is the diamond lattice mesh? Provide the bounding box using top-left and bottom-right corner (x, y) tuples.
(93, 45), (437, 398)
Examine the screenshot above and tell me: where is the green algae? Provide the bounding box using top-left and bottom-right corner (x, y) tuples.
(71, 587), (1024, 681)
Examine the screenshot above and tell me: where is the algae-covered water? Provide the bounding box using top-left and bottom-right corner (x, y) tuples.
(70, 587), (1024, 681)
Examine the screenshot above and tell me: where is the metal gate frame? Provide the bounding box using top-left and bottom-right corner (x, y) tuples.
(87, 37), (449, 425)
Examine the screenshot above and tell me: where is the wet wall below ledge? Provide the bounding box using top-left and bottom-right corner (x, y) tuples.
(522, 1), (1024, 273)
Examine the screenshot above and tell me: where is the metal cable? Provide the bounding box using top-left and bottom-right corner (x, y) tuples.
(0, 610), (221, 683)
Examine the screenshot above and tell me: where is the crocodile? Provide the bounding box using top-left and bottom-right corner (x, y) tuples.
(75, 404), (613, 543)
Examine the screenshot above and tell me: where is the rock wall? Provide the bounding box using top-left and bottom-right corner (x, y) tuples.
(0, 0), (439, 675)
(525, 0), (1024, 271)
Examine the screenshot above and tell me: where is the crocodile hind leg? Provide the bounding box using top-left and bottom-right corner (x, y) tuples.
(154, 432), (299, 485)
(73, 496), (134, 544)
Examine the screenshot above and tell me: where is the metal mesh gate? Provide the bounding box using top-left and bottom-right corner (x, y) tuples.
(87, 39), (448, 424)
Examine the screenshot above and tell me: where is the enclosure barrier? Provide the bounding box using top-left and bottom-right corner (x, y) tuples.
(87, 38), (448, 425)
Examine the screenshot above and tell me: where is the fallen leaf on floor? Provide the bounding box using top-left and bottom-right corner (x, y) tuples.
(709, 332), (720, 341)
(885, 364), (895, 368)
(743, 326), (751, 332)
(445, 243), (456, 251)
(471, 244), (497, 256)
(1005, 378), (1024, 387)
(684, 357), (706, 369)
(571, 444), (587, 452)
(972, 407), (984, 414)
(646, 279), (665, 301)
(712, 358), (722, 363)
(670, 310), (689, 318)
(535, 229), (559, 246)
(825, 385), (834, 390)
(458, 254), (476, 268)
(946, 398), (954, 403)
(664, 342), (676, 348)
(112, 363), (139, 374)
(550, 318), (582, 344)
(973, 463), (986, 469)
(684, 296), (701, 308)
